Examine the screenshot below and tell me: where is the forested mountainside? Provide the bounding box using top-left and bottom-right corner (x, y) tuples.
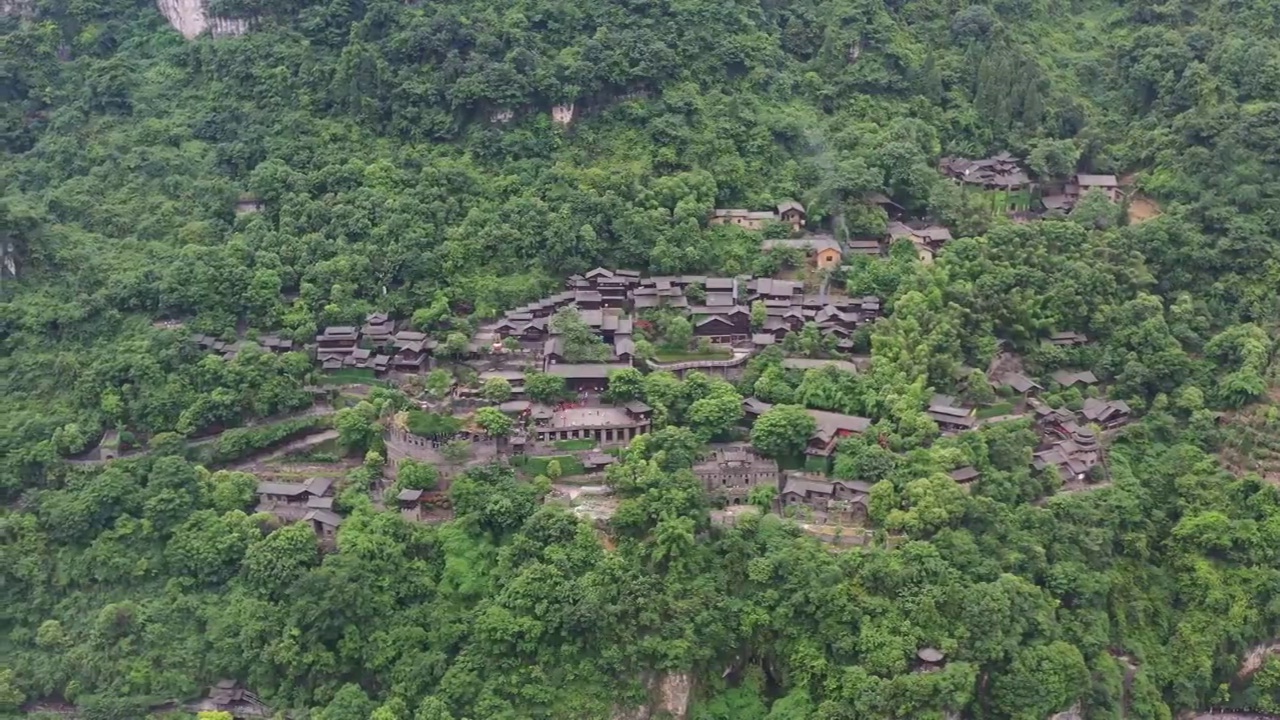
(8, 0), (1280, 718)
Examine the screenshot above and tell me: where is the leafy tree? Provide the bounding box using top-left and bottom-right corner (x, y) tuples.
(659, 314), (694, 351)
(0, 668), (24, 714)
(1071, 188), (1122, 230)
(204, 470), (257, 513)
(424, 369), (455, 400)
(750, 301), (767, 331)
(550, 308), (610, 362)
(991, 642), (1090, 720)
(335, 401), (380, 454)
(686, 392), (744, 441)
(884, 474), (969, 535)
(450, 465), (542, 537)
(833, 437), (897, 483)
(473, 407), (514, 438)
(397, 460), (440, 491)
(1027, 139), (1081, 181)
(442, 333), (471, 358)
(605, 368), (646, 403)
(524, 372), (569, 404)
(414, 697), (455, 720)
(441, 440), (473, 466)
(240, 522), (318, 600)
(317, 684), (377, 720)
(750, 405), (816, 458)
(748, 485), (778, 514)
(481, 377), (512, 403)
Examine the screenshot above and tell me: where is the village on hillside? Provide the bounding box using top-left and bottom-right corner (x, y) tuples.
(218, 293), (1129, 546)
(171, 152), (1138, 545)
(52, 149), (1141, 543)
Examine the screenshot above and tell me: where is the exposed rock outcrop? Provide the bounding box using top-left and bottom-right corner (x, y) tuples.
(0, 0), (35, 17)
(612, 672), (693, 720)
(1049, 703), (1084, 720)
(1239, 641), (1280, 680)
(154, 0), (248, 39)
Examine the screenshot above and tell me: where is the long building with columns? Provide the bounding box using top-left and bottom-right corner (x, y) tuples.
(529, 402), (653, 445)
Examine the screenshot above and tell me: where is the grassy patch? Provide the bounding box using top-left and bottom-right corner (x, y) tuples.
(651, 349), (734, 363)
(775, 453), (810, 471)
(553, 438), (598, 452)
(803, 456), (830, 474)
(977, 402), (1016, 419)
(320, 368), (387, 385)
(405, 410), (464, 437)
(521, 455), (587, 478)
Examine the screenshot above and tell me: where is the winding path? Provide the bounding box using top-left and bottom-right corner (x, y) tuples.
(65, 404), (336, 468)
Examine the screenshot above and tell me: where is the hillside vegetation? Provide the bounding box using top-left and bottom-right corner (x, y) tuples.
(6, 0), (1280, 718)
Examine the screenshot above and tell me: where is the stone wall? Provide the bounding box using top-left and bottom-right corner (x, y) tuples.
(383, 428), (502, 480)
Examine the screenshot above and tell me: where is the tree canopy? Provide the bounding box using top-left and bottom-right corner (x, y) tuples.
(6, 0), (1280, 716)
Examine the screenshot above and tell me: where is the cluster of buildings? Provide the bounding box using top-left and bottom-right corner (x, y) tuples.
(709, 200), (808, 232)
(941, 152), (1033, 190)
(253, 476), (343, 541)
(741, 398), (874, 459)
(191, 333), (294, 361)
(887, 222), (955, 264)
(1041, 174), (1122, 213)
(483, 268), (885, 373)
(690, 443), (982, 526)
(707, 198), (959, 271)
(927, 394), (978, 434)
(777, 475), (874, 524)
(993, 362), (1133, 483)
(314, 314), (442, 374)
(940, 152), (1123, 216)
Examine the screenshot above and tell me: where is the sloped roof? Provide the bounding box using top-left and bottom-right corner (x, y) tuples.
(1076, 173), (1118, 187)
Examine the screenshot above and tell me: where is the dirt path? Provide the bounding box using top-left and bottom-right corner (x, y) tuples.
(231, 429), (340, 472)
(67, 404), (336, 468)
(1128, 195), (1161, 224)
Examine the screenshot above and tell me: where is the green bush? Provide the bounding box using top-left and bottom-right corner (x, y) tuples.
(522, 455), (586, 477)
(976, 403), (1016, 419)
(199, 417), (330, 465)
(405, 410), (464, 438)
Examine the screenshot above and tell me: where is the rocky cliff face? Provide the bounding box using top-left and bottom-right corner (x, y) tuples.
(154, 0), (248, 39)
(613, 672), (694, 720)
(1, 0), (35, 17)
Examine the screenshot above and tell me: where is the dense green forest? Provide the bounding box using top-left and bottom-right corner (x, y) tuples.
(7, 0), (1280, 717)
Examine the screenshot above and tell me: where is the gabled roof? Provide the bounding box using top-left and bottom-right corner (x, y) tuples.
(998, 372), (1042, 393)
(762, 236), (842, 254)
(1076, 173), (1118, 187)
(304, 509), (343, 527)
(781, 477), (834, 497)
(865, 191), (903, 209)
(1050, 369), (1098, 386)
